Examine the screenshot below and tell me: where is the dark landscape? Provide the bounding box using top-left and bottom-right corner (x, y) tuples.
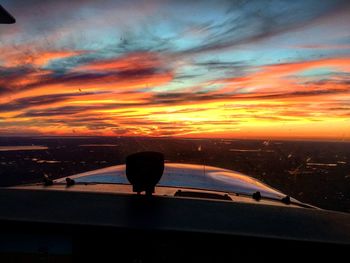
(0, 136), (349, 213)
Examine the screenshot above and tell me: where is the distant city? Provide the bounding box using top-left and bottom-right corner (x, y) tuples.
(0, 136), (349, 213)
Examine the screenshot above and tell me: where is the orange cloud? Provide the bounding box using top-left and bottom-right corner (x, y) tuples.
(1, 48), (86, 68)
(221, 57), (350, 89)
(76, 52), (164, 72)
(32, 50), (86, 67)
(0, 50), (174, 99)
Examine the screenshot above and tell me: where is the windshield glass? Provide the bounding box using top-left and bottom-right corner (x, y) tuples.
(0, 0), (349, 212)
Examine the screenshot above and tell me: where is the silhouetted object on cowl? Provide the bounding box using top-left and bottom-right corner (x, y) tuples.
(252, 191), (262, 201)
(126, 151), (164, 196)
(66, 177), (75, 187)
(281, 195), (291, 205)
(0, 5), (16, 24)
(43, 175), (53, 186)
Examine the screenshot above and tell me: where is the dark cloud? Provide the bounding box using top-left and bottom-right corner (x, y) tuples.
(37, 69), (163, 89)
(327, 107), (350, 111)
(15, 101), (143, 118)
(119, 120), (170, 126)
(301, 75), (350, 85)
(0, 66), (37, 94)
(152, 107), (212, 114)
(0, 65), (170, 95)
(194, 61), (246, 70)
(16, 106), (92, 117)
(112, 128), (130, 135)
(0, 91), (108, 112)
(4, 116), (119, 131)
(150, 85), (350, 106)
(178, 0), (349, 55)
(151, 92), (227, 104)
(0, 86), (8, 94)
(172, 73), (201, 81)
(249, 88), (350, 100)
(0, 66), (34, 78)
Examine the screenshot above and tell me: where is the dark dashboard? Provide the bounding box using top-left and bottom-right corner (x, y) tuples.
(0, 185), (349, 262)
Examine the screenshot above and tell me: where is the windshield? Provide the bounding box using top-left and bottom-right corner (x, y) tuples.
(0, 0), (349, 212)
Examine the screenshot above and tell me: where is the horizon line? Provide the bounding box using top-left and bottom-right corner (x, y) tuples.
(1, 135), (349, 143)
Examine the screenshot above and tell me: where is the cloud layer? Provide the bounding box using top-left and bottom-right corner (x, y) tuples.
(0, 0), (350, 140)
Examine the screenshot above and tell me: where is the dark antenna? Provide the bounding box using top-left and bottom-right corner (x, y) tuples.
(198, 144), (205, 177)
(126, 152), (164, 196)
(0, 5), (16, 24)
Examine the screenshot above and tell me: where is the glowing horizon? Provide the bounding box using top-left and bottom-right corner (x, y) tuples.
(1, 0), (350, 140)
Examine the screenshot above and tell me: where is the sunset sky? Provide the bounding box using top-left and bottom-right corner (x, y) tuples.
(0, 0), (350, 140)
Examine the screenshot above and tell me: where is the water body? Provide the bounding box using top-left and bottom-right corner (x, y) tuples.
(79, 144), (118, 147)
(32, 158), (61, 164)
(307, 162), (337, 167)
(229, 149), (274, 153)
(0, 146), (48, 151)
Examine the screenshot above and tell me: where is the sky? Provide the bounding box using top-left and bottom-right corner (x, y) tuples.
(0, 0), (350, 140)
